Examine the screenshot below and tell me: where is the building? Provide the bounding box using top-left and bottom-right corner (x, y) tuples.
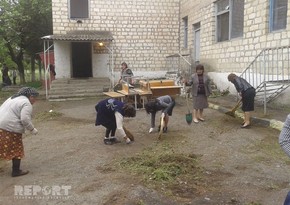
(43, 0), (180, 83)
(44, 0), (290, 103)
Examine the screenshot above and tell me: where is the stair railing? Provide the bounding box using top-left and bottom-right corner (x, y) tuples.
(240, 46), (290, 114)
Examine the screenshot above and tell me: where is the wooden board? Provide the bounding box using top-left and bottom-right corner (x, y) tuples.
(150, 86), (182, 97)
(103, 91), (125, 98)
(148, 80), (175, 87)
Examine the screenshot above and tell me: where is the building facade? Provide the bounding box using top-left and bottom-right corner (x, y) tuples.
(46, 0), (180, 81)
(46, 0), (290, 101)
(179, 0), (290, 73)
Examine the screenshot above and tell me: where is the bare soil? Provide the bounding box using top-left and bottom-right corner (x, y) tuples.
(0, 95), (290, 205)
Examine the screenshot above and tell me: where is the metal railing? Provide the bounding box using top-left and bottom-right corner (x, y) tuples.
(165, 53), (192, 95)
(240, 46), (290, 114)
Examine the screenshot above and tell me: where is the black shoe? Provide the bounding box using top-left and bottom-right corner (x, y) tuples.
(163, 127), (168, 133)
(104, 138), (113, 145)
(158, 125), (161, 132)
(12, 170), (29, 177)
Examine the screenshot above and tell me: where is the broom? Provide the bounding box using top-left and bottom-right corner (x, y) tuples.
(123, 126), (134, 141)
(225, 99), (242, 117)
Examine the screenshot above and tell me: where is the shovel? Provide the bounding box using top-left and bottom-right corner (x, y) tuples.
(225, 99), (242, 117)
(185, 93), (192, 124)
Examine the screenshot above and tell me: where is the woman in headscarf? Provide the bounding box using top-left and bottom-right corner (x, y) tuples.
(95, 98), (136, 145)
(0, 87), (39, 177)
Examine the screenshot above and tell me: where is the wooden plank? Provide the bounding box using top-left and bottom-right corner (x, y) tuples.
(150, 85), (182, 89)
(103, 92), (125, 98)
(133, 88), (152, 96)
(150, 86), (182, 97)
(148, 80), (175, 87)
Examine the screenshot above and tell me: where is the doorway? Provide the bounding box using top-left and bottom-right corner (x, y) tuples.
(72, 42), (92, 78)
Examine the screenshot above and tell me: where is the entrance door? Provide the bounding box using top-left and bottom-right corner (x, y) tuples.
(72, 42), (92, 78)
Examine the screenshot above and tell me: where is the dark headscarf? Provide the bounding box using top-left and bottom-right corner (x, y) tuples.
(11, 87), (39, 99)
(123, 103), (136, 117)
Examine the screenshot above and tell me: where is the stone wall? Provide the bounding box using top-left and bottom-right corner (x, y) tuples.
(179, 0), (290, 73)
(52, 0), (180, 73)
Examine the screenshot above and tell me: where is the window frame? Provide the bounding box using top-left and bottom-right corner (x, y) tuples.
(183, 16), (188, 49)
(269, 0), (288, 32)
(215, 0), (244, 42)
(69, 0), (89, 19)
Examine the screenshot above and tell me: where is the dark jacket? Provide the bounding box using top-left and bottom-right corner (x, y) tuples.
(187, 73), (212, 97)
(232, 77), (253, 94)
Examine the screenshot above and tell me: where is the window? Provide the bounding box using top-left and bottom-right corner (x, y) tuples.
(269, 0), (288, 32)
(183, 16), (188, 48)
(70, 0), (89, 19)
(216, 0), (244, 42)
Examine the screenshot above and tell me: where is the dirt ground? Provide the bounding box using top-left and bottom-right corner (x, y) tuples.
(0, 94), (290, 205)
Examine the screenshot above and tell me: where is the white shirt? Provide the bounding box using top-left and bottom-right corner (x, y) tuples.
(115, 112), (126, 138)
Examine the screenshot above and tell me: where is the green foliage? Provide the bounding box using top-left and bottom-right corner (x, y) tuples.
(0, 0), (52, 82)
(24, 81), (42, 89)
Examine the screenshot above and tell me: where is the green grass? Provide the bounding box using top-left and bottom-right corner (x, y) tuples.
(23, 81), (42, 89)
(119, 142), (204, 197)
(0, 80), (42, 104)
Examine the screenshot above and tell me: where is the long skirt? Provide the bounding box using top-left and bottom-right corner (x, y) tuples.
(193, 94), (209, 109)
(0, 129), (24, 160)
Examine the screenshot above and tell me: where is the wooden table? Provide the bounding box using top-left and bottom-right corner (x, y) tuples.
(103, 92), (125, 101)
(150, 85), (182, 97)
(133, 88), (152, 108)
(117, 89), (139, 109)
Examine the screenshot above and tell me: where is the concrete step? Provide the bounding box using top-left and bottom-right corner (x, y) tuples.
(48, 78), (110, 101)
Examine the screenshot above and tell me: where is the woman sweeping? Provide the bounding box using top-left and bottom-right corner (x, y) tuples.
(228, 73), (256, 128)
(0, 87), (39, 177)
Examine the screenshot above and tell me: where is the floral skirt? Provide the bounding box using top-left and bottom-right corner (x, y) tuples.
(0, 129), (24, 160)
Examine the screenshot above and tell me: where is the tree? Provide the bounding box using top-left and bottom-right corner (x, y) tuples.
(0, 0), (52, 84)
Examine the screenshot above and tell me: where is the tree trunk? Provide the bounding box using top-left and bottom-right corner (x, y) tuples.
(38, 58), (42, 80)
(17, 61), (26, 84)
(31, 56), (36, 82)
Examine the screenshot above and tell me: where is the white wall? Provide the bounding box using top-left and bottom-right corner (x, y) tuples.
(54, 41), (71, 78)
(92, 53), (110, 78)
